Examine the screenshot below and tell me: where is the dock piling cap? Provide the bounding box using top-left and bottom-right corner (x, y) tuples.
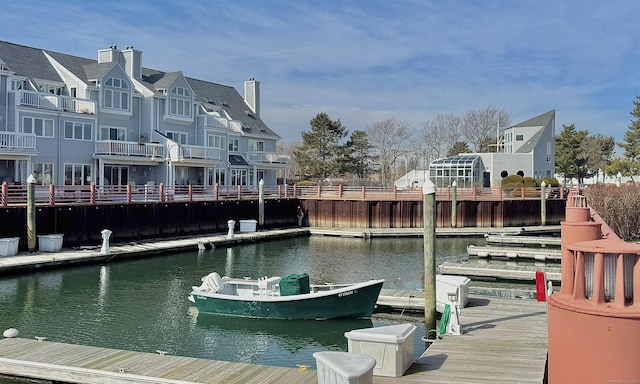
(3, 328), (18, 338)
(423, 179), (435, 195)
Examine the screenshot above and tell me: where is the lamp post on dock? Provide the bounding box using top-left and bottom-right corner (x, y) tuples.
(423, 179), (437, 332)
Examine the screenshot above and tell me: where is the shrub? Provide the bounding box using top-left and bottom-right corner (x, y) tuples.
(296, 180), (317, 186)
(585, 184), (640, 241)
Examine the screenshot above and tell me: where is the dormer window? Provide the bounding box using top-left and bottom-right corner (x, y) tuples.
(169, 86), (192, 118)
(103, 77), (130, 111)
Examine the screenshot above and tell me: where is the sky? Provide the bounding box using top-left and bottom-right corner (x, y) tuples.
(2, 1), (640, 148)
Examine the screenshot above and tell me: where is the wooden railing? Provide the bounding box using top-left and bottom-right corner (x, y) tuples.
(294, 185), (568, 201)
(0, 183), (569, 206)
(0, 183), (296, 206)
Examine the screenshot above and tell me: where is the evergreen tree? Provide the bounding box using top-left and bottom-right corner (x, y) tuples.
(341, 130), (376, 179)
(619, 95), (640, 164)
(294, 112), (347, 180)
(555, 123), (581, 186)
(447, 141), (470, 157)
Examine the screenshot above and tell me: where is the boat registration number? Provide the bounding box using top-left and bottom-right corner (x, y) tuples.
(338, 290), (354, 297)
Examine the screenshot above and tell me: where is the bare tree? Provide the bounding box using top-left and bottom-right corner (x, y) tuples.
(419, 113), (463, 165)
(277, 141), (300, 182)
(366, 117), (413, 186)
(461, 107), (511, 152)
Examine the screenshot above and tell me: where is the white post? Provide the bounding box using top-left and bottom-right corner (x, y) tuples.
(258, 179), (264, 226)
(100, 229), (112, 255)
(227, 220), (236, 239)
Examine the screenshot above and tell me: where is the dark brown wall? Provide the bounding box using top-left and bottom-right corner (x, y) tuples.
(0, 199), (300, 250)
(301, 199), (565, 229)
(0, 198), (565, 251)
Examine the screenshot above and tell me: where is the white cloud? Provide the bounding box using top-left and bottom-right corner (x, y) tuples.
(2, 0), (640, 148)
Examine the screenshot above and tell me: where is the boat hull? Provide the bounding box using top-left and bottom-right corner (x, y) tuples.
(191, 280), (384, 320)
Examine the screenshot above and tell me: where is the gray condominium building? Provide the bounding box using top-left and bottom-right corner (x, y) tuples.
(0, 41), (288, 188)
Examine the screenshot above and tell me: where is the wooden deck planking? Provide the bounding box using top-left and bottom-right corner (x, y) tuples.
(370, 297), (547, 383)
(0, 338), (317, 383)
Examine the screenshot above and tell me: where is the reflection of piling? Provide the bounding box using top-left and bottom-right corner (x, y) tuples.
(27, 174), (36, 252)
(423, 180), (436, 332)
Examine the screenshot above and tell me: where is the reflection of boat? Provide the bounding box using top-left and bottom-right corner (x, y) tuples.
(195, 312), (373, 351)
(188, 272), (384, 320)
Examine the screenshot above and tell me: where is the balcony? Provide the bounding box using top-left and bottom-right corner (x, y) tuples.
(0, 131), (36, 152)
(95, 141), (164, 159)
(13, 90), (96, 114)
(244, 152), (289, 164)
(182, 145), (222, 161)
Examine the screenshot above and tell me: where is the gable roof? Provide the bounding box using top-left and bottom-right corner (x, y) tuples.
(512, 110), (554, 153)
(0, 40), (279, 139)
(513, 109), (555, 128)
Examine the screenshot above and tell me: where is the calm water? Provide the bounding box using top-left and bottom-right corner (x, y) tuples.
(0, 236), (484, 369)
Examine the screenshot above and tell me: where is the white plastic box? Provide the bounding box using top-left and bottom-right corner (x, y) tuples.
(38, 234), (64, 252)
(0, 237), (19, 257)
(313, 351), (376, 384)
(436, 275), (470, 313)
(344, 323), (416, 377)
(239, 219), (257, 232)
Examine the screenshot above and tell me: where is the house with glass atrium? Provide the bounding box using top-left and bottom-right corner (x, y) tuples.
(0, 41), (288, 188)
(429, 110), (555, 188)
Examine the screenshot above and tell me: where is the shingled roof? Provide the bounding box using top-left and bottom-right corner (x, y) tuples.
(0, 40), (279, 139)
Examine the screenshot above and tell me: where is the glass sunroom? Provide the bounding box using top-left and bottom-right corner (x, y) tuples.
(429, 154), (484, 188)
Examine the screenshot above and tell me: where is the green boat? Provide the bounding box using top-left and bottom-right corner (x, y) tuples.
(188, 272), (384, 320)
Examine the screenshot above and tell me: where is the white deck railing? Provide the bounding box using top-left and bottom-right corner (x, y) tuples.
(15, 90), (96, 114)
(0, 132), (36, 151)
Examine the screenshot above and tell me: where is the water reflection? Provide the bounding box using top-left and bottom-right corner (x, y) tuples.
(192, 309), (373, 352)
(0, 236), (485, 369)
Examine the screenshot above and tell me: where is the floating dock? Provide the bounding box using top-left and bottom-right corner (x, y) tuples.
(468, 245), (561, 261)
(484, 234), (561, 246)
(440, 260), (561, 282)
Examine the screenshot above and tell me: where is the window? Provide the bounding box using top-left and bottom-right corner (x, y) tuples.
(64, 121), (92, 140)
(166, 131), (188, 144)
(22, 117), (54, 137)
(103, 77), (130, 111)
(207, 168), (226, 186)
(100, 126), (126, 141)
(169, 86), (192, 118)
(516, 134), (524, 141)
(231, 169), (255, 186)
(33, 163), (54, 185)
(64, 164), (91, 185)
(248, 140), (264, 152)
(10, 79), (25, 90)
(229, 138), (240, 152)
(207, 134), (226, 149)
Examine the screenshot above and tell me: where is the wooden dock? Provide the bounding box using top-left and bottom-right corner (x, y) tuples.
(402, 295), (549, 384)
(468, 245), (561, 261)
(0, 337), (317, 383)
(484, 234), (561, 246)
(0, 294), (548, 384)
(440, 261), (561, 282)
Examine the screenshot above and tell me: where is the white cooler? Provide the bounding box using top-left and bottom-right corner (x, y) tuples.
(313, 351), (376, 384)
(239, 219), (257, 232)
(344, 323), (416, 377)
